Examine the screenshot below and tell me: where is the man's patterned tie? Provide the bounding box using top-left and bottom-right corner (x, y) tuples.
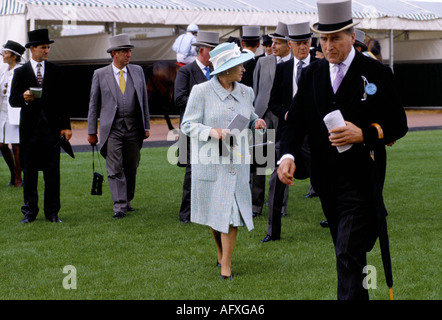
(332, 63), (344, 94)
(36, 63), (43, 87)
(296, 60), (304, 84)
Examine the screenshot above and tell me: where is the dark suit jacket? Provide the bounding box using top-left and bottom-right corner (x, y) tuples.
(280, 50), (408, 196)
(240, 57), (257, 88)
(174, 59), (209, 166)
(9, 61), (71, 147)
(269, 55), (318, 142)
(174, 60), (209, 120)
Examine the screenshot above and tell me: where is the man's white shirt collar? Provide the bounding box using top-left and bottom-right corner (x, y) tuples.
(30, 58), (44, 68)
(112, 63), (127, 75)
(329, 46), (355, 82)
(294, 54), (311, 67)
(242, 48), (255, 59)
(30, 59), (45, 77)
(195, 58), (207, 73)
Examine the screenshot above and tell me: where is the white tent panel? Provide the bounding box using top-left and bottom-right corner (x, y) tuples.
(394, 38), (442, 63)
(357, 16), (442, 30)
(6, 0), (442, 27)
(48, 33), (177, 62)
(1, 0), (442, 63)
(23, 4), (318, 26)
(26, 4), (117, 22)
(0, 13), (27, 46)
(49, 32), (110, 61)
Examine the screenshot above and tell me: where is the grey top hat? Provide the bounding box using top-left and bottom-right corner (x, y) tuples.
(192, 31), (220, 48)
(354, 29), (367, 51)
(311, 0), (359, 34)
(107, 34), (134, 53)
(286, 22), (313, 41)
(241, 26), (261, 41)
(269, 22), (289, 40)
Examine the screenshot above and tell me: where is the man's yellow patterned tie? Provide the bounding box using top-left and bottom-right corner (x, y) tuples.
(119, 70), (126, 94)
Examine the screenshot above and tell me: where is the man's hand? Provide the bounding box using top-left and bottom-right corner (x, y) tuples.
(23, 90), (35, 103)
(88, 134), (98, 146)
(61, 129), (72, 141)
(144, 130), (150, 139)
(328, 121), (364, 147)
(277, 158), (296, 186)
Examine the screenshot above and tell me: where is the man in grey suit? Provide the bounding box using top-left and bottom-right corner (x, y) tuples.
(87, 34), (150, 219)
(250, 22), (291, 217)
(174, 31), (219, 223)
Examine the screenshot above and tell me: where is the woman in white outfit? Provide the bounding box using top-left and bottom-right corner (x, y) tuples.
(0, 40), (25, 187)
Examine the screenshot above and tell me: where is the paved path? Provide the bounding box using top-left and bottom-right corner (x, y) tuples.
(69, 110), (442, 147)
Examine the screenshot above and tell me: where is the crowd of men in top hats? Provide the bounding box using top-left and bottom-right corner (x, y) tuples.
(3, 0), (407, 301)
(171, 0), (406, 301)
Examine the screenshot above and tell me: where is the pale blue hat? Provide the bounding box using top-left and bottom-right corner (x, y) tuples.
(209, 42), (254, 76)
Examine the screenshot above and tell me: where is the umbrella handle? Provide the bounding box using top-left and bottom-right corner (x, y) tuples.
(389, 287), (394, 300)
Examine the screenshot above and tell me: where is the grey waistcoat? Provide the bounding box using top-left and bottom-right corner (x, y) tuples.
(113, 71), (141, 131)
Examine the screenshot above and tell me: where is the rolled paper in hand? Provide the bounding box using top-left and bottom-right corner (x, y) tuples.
(323, 109), (352, 153)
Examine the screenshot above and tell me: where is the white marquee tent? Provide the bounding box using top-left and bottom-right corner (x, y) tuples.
(1, 0), (442, 64)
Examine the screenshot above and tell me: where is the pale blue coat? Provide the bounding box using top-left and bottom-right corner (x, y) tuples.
(181, 77), (260, 234)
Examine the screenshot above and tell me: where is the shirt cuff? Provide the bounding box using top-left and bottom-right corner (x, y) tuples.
(277, 154), (295, 165)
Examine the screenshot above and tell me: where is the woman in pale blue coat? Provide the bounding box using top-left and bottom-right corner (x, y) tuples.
(181, 42), (266, 279)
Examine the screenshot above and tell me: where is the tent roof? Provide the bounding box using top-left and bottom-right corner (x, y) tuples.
(2, 0), (442, 28)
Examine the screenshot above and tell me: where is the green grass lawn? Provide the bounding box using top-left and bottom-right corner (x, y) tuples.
(0, 130), (440, 300)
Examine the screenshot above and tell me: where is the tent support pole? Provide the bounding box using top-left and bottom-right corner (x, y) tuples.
(389, 29), (394, 72)
(29, 18), (35, 31)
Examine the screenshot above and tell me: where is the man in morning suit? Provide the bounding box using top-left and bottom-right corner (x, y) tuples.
(251, 22), (292, 217)
(174, 31), (220, 223)
(261, 21), (318, 243)
(277, 0), (407, 299)
(9, 29), (72, 223)
(87, 34), (150, 219)
(239, 26), (261, 88)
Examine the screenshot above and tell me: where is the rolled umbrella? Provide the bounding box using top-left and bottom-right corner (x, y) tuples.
(374, 190), (394, 300)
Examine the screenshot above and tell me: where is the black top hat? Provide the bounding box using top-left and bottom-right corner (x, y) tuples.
(2, 40), (25, 56)
(26, 29), (54, 48)
(262, 34), (272, 46)
(226, 36), (241, 47)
